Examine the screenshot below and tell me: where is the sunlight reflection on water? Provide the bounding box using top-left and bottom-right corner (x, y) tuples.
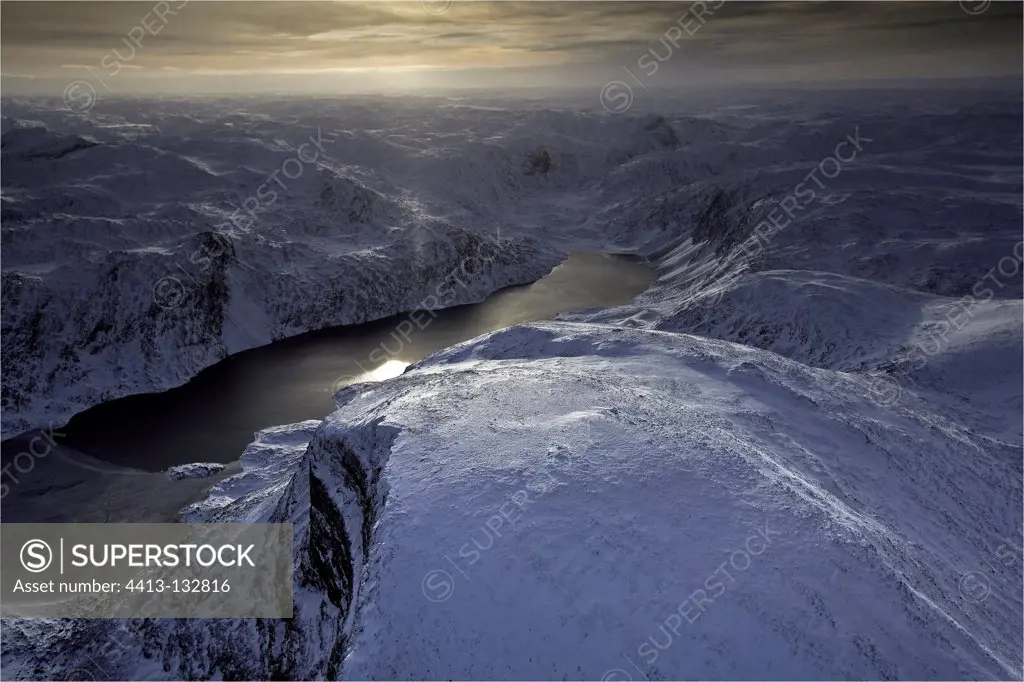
(354, 359), (411, 383)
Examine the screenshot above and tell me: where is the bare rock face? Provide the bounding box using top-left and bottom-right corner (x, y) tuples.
(523, 147), (553, 175)
(2, 416), (394, 681)
(642, 114), (681, 149)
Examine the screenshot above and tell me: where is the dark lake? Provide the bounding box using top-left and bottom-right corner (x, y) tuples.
(51, 252), (656, 472)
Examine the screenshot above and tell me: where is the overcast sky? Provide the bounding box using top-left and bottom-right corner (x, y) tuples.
(2, 1), (1021, 95)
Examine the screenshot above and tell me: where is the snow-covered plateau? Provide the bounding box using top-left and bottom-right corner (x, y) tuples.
(1, 86), (1022, 679)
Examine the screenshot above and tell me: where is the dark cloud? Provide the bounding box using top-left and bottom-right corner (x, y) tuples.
(1, 1), (1019, 94)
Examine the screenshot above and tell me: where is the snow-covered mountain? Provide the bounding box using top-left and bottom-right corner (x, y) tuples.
(3, 321), (1021, 679)
(1, 86), (1021, 679)
(3, 91), (1020, 439)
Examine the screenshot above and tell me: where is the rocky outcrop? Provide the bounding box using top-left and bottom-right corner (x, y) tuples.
(1, 416), (396, 680)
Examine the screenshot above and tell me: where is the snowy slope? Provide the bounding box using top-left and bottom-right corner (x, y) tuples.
(3, 90), (1020, 438)
(3, 322), (1019, 680)
(341, 323), (1021, 680)
(2, 86), (1021, 680)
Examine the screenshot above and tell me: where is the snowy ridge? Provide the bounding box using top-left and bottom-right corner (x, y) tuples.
(178, 420), (320, 522)
(4, 321), (1019, 679)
